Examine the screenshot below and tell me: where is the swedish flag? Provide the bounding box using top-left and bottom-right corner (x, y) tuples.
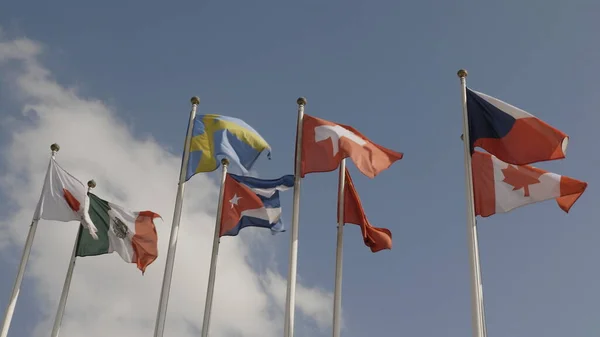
(185, 114), (271, 181)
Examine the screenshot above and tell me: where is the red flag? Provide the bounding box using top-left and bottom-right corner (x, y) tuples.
(300, 114), (403, 178)
(472, 150), (587, 217)
(339, 168), (392, 252)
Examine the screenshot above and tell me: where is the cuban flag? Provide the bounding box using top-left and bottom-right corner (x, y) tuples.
(219, 173), (294, 237)
(466, 88), (568, 166)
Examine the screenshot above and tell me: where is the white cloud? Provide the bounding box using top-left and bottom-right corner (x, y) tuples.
(0, 33), (333, 337)
(261, 270), (335, 330)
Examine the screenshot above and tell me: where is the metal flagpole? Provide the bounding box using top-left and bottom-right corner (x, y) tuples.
(153, 97), (200, 337)
(0, 143), (59, 337)
(284, 97), (306, 337)
(200, 158), (230, 337)
(332, 159), (346, 337)
(457, 69), (487, 337)
(49, 180), (96, 337)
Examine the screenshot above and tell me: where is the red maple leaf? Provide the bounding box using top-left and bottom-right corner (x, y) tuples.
(501, 165), (544, 197)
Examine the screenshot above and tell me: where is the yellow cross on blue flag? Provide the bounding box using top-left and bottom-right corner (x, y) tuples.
(185, 114), (271, 181)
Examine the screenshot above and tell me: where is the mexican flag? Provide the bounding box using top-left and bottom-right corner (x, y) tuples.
(76, 193), (161, 274)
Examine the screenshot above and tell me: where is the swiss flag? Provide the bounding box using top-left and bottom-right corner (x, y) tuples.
(300, 114), (403, 178)
(339, 168), (392, 253)
(472, 150), (587, 217)
(220, 174), (264, 236)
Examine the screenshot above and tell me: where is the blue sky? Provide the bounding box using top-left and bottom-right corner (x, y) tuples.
(1, 0), (600, 336)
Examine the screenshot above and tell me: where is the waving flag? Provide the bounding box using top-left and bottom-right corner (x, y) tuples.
(340, 168), (392, 252)
(467, 88), (568, 165)
(472, 150), (587, 217)
(300, 114), (403, 178)
(186, 114), (271, 180)
(76, 193), (161, 274)
(33, 158), (98, 239)
(220, 173), (294, 236)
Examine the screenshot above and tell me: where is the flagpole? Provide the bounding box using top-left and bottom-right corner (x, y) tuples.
(458, 69), (487, 337)
(284, 97), (306, 337)
(200, 158), (229, 337)
(0, 143), (60, 337)
(332, 159), (346, 337)
(49, 179), (96, 337)
(153, 97), (200, 337)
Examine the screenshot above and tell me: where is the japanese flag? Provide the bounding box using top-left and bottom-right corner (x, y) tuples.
(33, 158), (98, 238)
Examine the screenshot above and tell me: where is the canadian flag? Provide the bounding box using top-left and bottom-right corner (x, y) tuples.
(472, 150), (587, 217)
(33, 158), (98, 238)
(300, 114), (403, 178)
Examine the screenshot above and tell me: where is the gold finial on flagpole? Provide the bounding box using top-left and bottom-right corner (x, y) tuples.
(50, 143), (60, 153)
(457, 69), (468, 78)
(221, 158), (229, 166)
(297, 97), (307, 106)
(87, 180), (96, 189)
(191, 96), (200, 105)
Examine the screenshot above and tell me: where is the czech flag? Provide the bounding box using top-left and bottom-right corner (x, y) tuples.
(467, 88), (568, 165)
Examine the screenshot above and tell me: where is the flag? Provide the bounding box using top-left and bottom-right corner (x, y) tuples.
(300, 114), (403, 178)
(186, 114), (271, 180)
(340, 168), (392, 252)
(76, 193), (161, 274)
(472, 150), (587, 217)
(220, 173), (294, 237)
(466, 88), (568, 165)
(33, 158), (98, 239)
